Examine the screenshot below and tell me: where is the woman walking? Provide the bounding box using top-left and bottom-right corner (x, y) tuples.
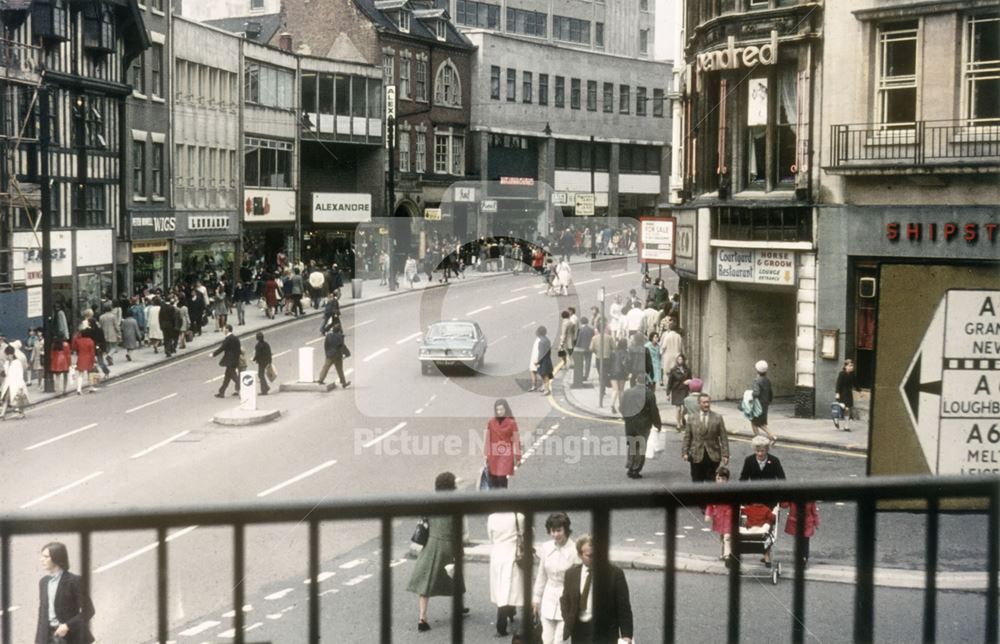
(645, 331), (662, 391)
(212, 282), (229, 331)
(532, 326), (554, 396)
(608, 338), (628, 414)
(834, 359), (858, 431)
(71, 326), (98, 394)
(146, 297), (163, 354)
(532, 513), (579, 644)
(666, 353), (692, 430)
(48, 334), (72, 393)
(484, 399), (521, 489)
(120, 310), (141, 361)
(0, 345), (28, 419)
(407, 472), (466, 632)
(263, 273), (280, 320)
(487, 511), (525, 636)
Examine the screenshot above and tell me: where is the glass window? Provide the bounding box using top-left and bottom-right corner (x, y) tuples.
(152, 142), (163, 197)
(151, 44), (163, 97)
(400, 57), (410, 98)
(571, 78), (581, 109)
(653, 88), (664, 117)
(451, 134), (464, 175)
(636, 86), (647, 116)
(553, 16), (589, 44)
(335, 75), (351, 116)
(619, 84), (630, 114)
(302, 72), (318, 114)
(965, 14), (1000, 124)
(132, 139), (145, 197)
(507, 7), (547, 37)
(131, 54), (145, 95)
(416, 59), (427, 100)
(399, 130), (410, 172)
(352, 76), (367, 117)
(587, 80), (597, 111)
(523, 71), (533, 104)
(640, 29), (649, 56)
(383, 53), (394, 86)
(877, 21), (918, 127)
(491, 66), (501, 100)
(415, 131), (426, 173)
(457, 0), (500, 28)
(603, 82), (613, 113)
(595, 23), (604, 48)
(555, 76), (565, 108)
(539, 74), (549, 105)
(507, 68), (516, 102)
(434, 134), (448, 173)
(435, 62), (461, 107)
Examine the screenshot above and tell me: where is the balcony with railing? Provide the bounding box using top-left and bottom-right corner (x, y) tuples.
(0, 38), (40, 84)
(827, 120), (1000, 175)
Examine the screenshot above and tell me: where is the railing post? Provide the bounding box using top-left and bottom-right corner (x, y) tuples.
(450, 513), (464, 644)
(663, 506), (677, 644)
(233, 523), (245, 644)
(380, 517), (392, 644)
(987, 489), (999, 644)
(727, 502), (741, 644)
(520, 512), (535, 641)
(156, 527), (168, 644)
(791, 501), (807, 644)
(592, 506), (612, 642)
(80, 531), (91, 641)
(1, 529), (9, 644)
(923, 497), (938, 643)
(854, 499), (876, 642)
(308, 519), (320, 644)
(915, 120), (925, 165)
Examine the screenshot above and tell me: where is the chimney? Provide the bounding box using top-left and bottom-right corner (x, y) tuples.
(278, 32), (293, 51)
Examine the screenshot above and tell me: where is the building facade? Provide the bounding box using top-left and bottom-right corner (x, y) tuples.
(0, 0), (148, 341)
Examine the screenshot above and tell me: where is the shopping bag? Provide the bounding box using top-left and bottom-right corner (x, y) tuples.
(644, 434), (656, 460)
(266, 363), (278, 382)
(478, 466), (492, 491)
(654, 427), (666, 453)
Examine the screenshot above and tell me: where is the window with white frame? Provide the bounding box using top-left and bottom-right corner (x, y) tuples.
(132, 139), (146, 198)
(432, 130), (465, 175)
(383, 52), (394, 86)
(415, 130), (426, 173)
(416, 58), (427, 100)
(876, 21), (918, 127)
(400, 55), (411, 98)
(964, 13), (1000, 125)
(434, 134), (449, 173)
(435, 60), (461, 107)
(451, 134), (464, 175)
(399, 129), (410, 172)
(152, 142), (164, 197)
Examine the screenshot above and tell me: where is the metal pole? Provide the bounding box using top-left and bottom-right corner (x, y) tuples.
(598, 286), (606, 407)
(387, 114), (397, 291)
(39, 85), (55, 393)
(590, 135), (596, 259)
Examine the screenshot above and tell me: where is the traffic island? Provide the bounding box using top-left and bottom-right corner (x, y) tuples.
(212, 407), (281, 426)
(278, 381), (338, 393)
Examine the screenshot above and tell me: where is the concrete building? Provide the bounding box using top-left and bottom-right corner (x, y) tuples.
(170, 17), (242, 283)
(125, 0), (172, 294)
(0, 0), (148, 341)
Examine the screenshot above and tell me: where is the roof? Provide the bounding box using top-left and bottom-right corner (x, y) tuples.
(205, 12), (283, 43)
(353, 0), (473, 49)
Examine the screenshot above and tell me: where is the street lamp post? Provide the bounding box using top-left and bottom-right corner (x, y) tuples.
(589, 135), (597, 259)
(39, 85), (55, 393)
(598, 286), (606, 407)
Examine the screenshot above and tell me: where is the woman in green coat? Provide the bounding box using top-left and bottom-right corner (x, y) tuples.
(407, 471), (465, 632)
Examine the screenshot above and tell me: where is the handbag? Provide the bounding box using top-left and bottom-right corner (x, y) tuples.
(513, 514), (533, 569)
(184, 330), (194, 342)
(411, 518), (429, 546)
(13, 391), (29, 408)
(478, 465), (492, 491)
(238, 351), (247, 371)
(266, 363), (278, 382)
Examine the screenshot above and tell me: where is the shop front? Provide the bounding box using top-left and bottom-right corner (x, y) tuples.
(305, 192), (373, 275)
(130, 213), (177, 295)
(242, 188), (296, 268)
(173, 212), (240, 285)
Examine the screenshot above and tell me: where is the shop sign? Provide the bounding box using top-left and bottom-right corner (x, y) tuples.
(244, 189), (296, 223)
(26, 287), (42, 317)
(901, 290), (1000, 475)
(480, 199), (498, 213)
(131, 215), (176, 239)
(696, 31), (778, 74)
(575, 193), (595, 216)
(551, 191), (570, 206)
(500, 176), (534, 186)
(716, 248), (796, 285)
(639, 217), (676, 265)
(133, 240), (170, 253)
(12, 231), (73, 285)
(312, 193), (372, 223)
(886, 221), (999, 244)
(189, 215), (231, 231)
(453, 186), (476, 202)
(424, 208), (442, 221)
(76, 229), (114, 268)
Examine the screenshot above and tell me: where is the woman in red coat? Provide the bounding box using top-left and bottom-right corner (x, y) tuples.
(263, 274), (280, 320)
(70, 329), (97, 394)
(484, 399), (521, 489)
(782, 501), (820, 567)
(48, 334), (73, 394)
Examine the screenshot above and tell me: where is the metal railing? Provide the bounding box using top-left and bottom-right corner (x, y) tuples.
(1, 475), (997, 644)
(830, 120), (1000, 168)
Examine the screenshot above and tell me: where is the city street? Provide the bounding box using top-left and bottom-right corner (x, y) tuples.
(0, 258), (992, 643)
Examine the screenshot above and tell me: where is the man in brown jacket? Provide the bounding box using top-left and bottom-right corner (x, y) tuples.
(681, 393), (730, 484)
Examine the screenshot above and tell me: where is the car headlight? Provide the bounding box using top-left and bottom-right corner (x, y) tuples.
(458, 349), (473, 356)
(419, 348), (429, 356)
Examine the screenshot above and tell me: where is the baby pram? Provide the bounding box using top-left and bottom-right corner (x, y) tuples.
(734, 503), (781, 585)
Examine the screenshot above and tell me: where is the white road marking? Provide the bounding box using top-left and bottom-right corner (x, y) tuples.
(302, 571), (336, 584)
(221, 605), (253, 618)
(343, 574), (372, 586)
(93, 526), (199, 574)
(521, 320), (537, 329)
(24, 423), (98, 451)
(257, 460), (338, 498)
(390, 558), (408, 568)
(0, 606), (20, 616)
(130, 430), (192, 459)
(415, 408), (424, 414)
(362, 348), (389, 362)
(575, 278), (601, 286)
(21, 471), (104, 509)
(306, 336), (324, 345)
(428, 394), (437, 402)
(501, 296), (527, 305)
(125, 392), (177, 415)
(511, 285), (537, 292)
(345, 368), (354, 376)
(396, 332), (422, 345)
(272, 350), (290, 358)
(611, 272), (634, 279)
(362, 422), (407, 449)
(203, 375), (223, 383)
(179, 621), (220, 636)
(348, 319), (374, 330)
(264, 589), (295, 601)
(266, 613), (284, 620)
(320, 589), (339, 597)
(466, 305), (493, 316)
(339, 558), (367, 569)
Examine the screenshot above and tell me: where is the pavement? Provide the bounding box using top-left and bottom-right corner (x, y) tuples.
(560, 370), (871, 453)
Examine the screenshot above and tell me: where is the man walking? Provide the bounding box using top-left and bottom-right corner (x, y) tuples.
(560, 535), (633, 643)
(682, 393), (730, 483)
(317, 322), (351, 388)
(620, 376), (661, 479)
(575, 317), (595, 380)
(252, 332), (272, 395)
(212, 325), (241, 398)
(35, 541), (95, 644)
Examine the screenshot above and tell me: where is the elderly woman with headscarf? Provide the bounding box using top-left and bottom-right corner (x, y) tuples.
(484, 399), (522, 489)
(739, 435), (786, 566)
(532, 326), (554, 396)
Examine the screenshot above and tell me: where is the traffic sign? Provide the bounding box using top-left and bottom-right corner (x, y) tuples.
(574, 193), (595, 216)
(901, 289), (1000, 475)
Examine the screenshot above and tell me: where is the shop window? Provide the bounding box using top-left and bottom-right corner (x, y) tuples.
(555, 76), (565, 108)
(523, 71), (533, 104)
(539, 74), (549, 105)
(507, 68), (516, 102)
(876, 21), (918, 127)
(587, 81), (597, 111)
(964, 14), (1000, 125)
(435, 61), (461, 108)
(571, 78), (581, 110)
(132, 140), (145, 198)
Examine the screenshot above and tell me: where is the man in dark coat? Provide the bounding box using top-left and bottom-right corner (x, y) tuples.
(326, 263), (345, 297)
(212, 324), (242, 397)
(35, 542), (95, 644)
(317, 322), (351, 388)
(620, 377), (662, 479)
(159, 298), (179, 357)
(320, 293), (341, 334)
(252, 331), (272, 395)
(187, 286), (206, 336)
(560, 535), (633, 643)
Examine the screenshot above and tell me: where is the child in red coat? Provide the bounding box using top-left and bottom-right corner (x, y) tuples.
(782, 501), (820, 567)
(704, 467), (734, 566)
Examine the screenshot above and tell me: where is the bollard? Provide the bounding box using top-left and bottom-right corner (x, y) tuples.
(298, 347), (314, 383)
(240, 371), (257, 411)
(351, 278), (363, 299)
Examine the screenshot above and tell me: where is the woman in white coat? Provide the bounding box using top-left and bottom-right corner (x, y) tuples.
(555, 259), (572, 296)
(0, 345), (28, 419)
(532, 512), (579, 644)
(528, 333), (541, 392)
(146, 297), (163, 353)
(487, 511), (525, 637)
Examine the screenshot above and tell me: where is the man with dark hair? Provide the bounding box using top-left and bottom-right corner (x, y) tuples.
(682, 393), (730, 484)
(620, 376), (661, 479)
(252, 332), (273, 395)
(35, 541), (95, 644)
(317, 322), (351, 389)
(560, 535), (633, 643)
(212, 325), (241, 398)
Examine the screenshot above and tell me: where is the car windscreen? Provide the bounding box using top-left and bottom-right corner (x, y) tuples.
(426, 324), (475, 340)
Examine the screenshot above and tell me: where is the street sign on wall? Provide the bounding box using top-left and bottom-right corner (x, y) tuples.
(574, 193), (595, 216)
(638, 216), (676, 265)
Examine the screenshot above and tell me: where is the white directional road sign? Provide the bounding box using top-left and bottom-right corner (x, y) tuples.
(900, 289), (1000, 474)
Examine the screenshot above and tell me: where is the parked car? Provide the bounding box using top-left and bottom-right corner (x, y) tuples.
(418, 320), (487, 374)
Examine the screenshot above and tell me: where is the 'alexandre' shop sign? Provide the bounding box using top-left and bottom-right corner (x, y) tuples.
(886, 221), (998, 243)
(312, 192), (372, 224)
(696, 31), (778, 74)
(716, 247), (795, 286)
